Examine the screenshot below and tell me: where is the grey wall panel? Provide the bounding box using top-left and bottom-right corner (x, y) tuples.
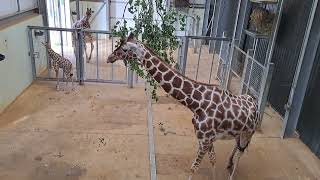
(268, 0), (313, 116)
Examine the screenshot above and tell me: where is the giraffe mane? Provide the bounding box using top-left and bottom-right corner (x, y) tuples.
(128, 38), (220, 87)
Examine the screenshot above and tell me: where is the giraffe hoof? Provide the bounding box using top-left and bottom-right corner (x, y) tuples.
(226, 164), (234, 175)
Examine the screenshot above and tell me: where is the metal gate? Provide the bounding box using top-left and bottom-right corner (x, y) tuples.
(177, 35), (274, 115)
(28, 26), (128, 85)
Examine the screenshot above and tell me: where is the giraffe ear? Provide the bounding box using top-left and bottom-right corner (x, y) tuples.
(127, 32), (135, 41)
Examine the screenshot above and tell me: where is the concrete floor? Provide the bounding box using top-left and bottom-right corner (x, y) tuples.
(0, 82), (320, 180)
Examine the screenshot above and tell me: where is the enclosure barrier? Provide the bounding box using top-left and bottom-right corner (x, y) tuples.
(27, 26), (273, 115)
(28, 26), (129, 86)
(177, 36), (232, 86)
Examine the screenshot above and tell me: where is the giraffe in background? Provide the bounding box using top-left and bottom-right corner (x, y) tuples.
(107, 33), (262, 180)
(42, 42), (74, 91)
(72, 8), (94, 63)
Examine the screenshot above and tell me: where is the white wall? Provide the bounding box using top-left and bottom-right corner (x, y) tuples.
(70, 1), (108, 31)
(0, 15), (44, 113)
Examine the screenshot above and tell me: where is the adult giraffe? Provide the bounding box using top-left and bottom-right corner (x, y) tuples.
(107, 33), (262, 180)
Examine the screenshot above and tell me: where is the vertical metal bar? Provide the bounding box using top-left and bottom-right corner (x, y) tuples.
(45, 29), (50, 77)
(78, 29), (84, 84)
(258, 63), (274, 114)
(202, 0), (211, 36)
(193, 18), (200, 53)
(28, 28), (36, 79)
(16, 0), (20, 12)
(96, 33), (99, 80)
(195, 40), (203, 80)
(128, 66), (134, 88)
(245, 50), (254, 94)
(145, 82), (157, 180)
(265, 0), (284, 65)
(209, 0), (217, 53)
(111, 36), (114, 80)
(76, 0), (80, 21)
(181, 36), (189, 75)
(225, 0), (242, 89)
(208, 40), (216, 83)
(239, 51), (249, 94)
(58, 0), (63, 28)
(60, 31), (64, 57)
(75, 30), (80, 81)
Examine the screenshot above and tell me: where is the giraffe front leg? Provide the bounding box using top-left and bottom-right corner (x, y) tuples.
(55, 70), (60, 91)
(208, 144), (217, 180)
(84, 43), (90, 63)
(188, 142), (209, 180)
(88, 40), (94, 61)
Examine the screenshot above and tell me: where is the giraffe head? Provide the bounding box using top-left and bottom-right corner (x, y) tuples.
(86, 8), (94, 18)
(107, 33), (144, 66)
(41, 42), (51, 49)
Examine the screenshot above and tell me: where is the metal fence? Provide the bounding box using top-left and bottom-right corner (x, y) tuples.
(27, 26), (274, 114)
(228, 43), (274, 113)
(176, 36), (232, 85)
(27, 26), (128, 85)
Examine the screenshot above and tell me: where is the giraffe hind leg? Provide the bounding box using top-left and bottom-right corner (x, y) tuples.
(88, 39), (94, 61)
(228, 133), (253, 180)
(188, 142), (210, 180)
(55, 70), (60, 91)
(208, 144), (217, 180)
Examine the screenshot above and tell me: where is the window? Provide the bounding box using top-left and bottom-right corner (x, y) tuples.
(0, 0), (38, 19)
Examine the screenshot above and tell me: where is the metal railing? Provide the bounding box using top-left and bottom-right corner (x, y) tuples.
(27, 26), (128, 85)
(177, 36), (232, 85)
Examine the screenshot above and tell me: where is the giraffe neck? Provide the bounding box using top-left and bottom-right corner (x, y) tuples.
(138, 48), (204, 111)
(47, 48), (61, 61)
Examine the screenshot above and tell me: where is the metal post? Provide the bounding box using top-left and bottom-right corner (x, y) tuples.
(258, 63), (274, 116)
(111, 36), (114, 80)
(16, 0), (20, 12)
(239, 50), (250, 94)
(45, 29), (50, 77)
(181, 36), (189, 75)
(264, 0), (284, 65)
(128, 67), (134, 88)
(76, 0), (80, 21)
(225, 0), (242, 89)
(202, 0), (211, 36)
(208, 41), (216, 83)
(195, 40), (203, 80)
(28, 28), (36, 79)
(209, 0), (217, 53)
(281, 0), (319, 138)
(96, 33), (99, 80)
(60, 31), (64, 57)
(78, 29), (84, 84)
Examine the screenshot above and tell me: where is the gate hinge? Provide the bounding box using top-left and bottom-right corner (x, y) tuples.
(29, 52), (39, 58)
(284, 102), (292, 111)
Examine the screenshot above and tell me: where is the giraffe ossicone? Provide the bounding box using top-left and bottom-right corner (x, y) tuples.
(107, 32), (262, 180)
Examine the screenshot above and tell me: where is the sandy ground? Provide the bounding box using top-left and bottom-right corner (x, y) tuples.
(153, 90), (320, 180)
(0, 82), (149, 180)
(0, 82), (320, 180)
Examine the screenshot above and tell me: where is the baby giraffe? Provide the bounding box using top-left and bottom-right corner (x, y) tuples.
(42, 42), (74, 91)
(107, 33), (262, 180)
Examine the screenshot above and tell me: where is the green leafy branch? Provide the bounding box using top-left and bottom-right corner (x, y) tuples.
(112, 0), (186, 101)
